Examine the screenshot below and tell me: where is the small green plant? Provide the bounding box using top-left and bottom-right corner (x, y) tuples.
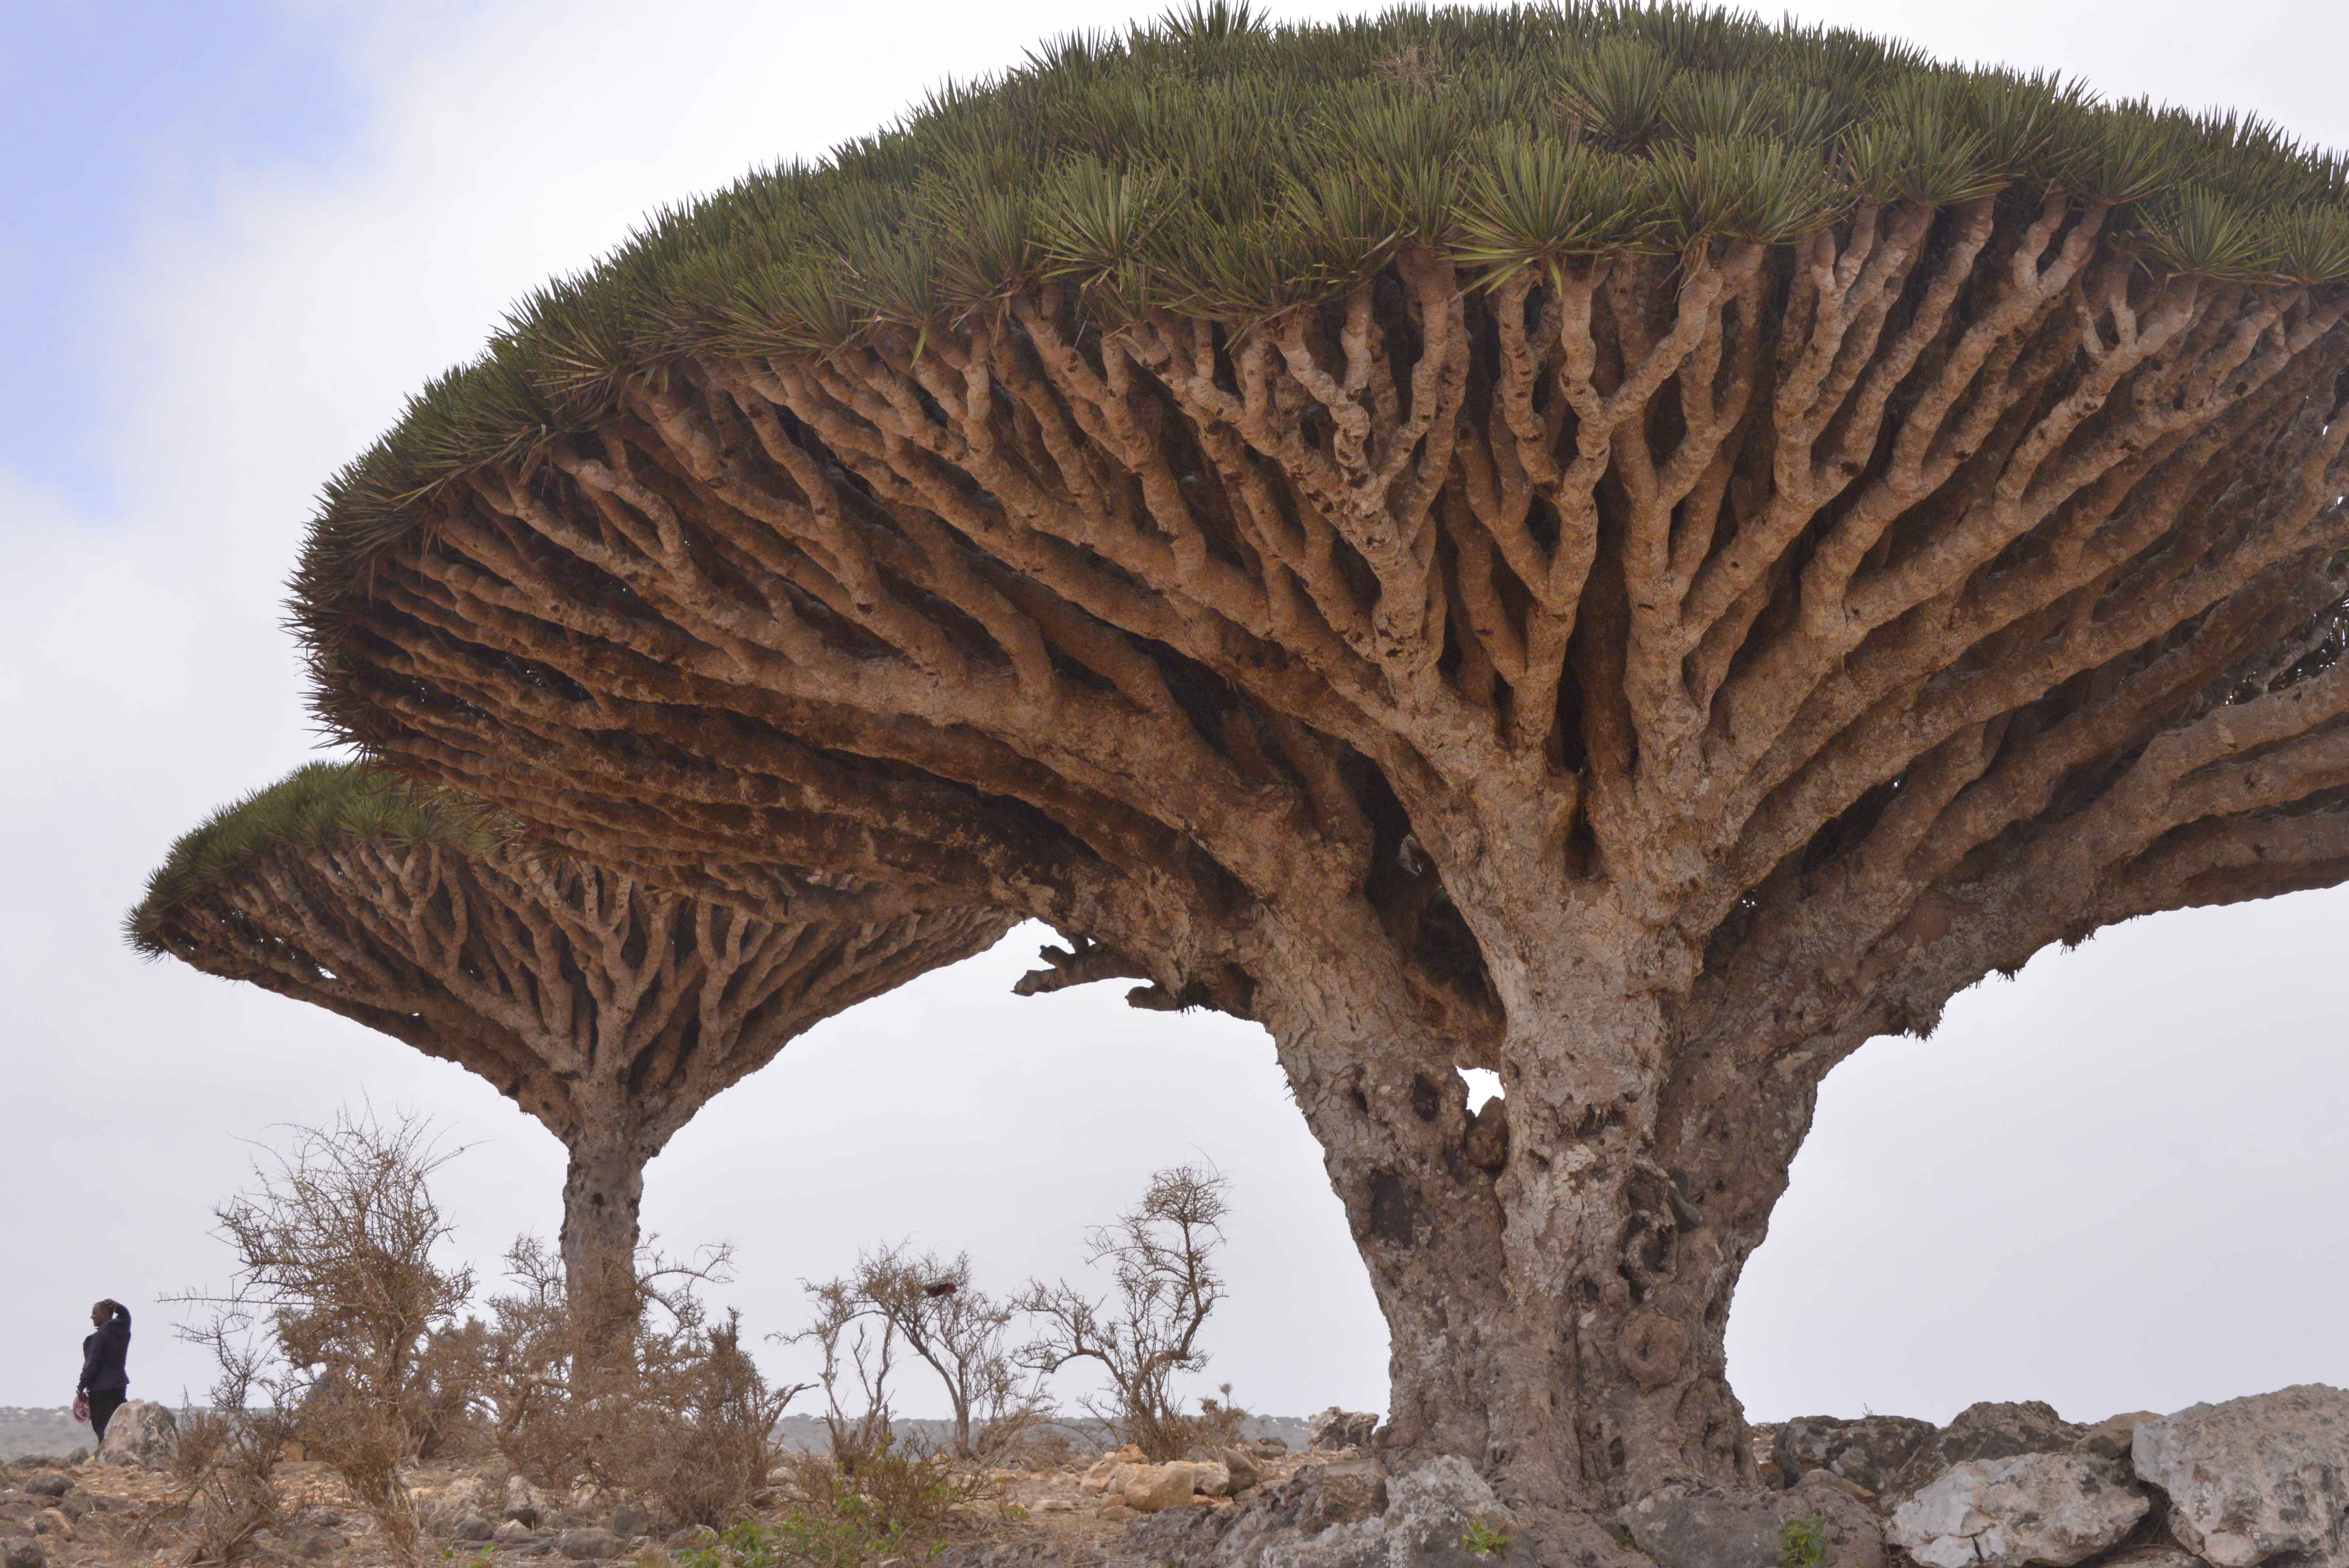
(1778, 1514), (1831, 1568)
(1462, 1516), (1513, 1559)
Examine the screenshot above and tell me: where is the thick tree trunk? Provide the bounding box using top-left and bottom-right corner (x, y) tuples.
(1263, 924), (1814, 1515)
(560, 1129), (648, 1358)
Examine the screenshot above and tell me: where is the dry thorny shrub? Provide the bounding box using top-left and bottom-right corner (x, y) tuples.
(135, 1318), (296, 1564)
(480, 1237), (800, 1531)
(1018, 1164), (1239, 1461)
(163, 1110), (474, 1567)
(796, 1243), (1048, 1465)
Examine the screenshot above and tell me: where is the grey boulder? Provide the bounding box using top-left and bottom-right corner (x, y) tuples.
(1772, 1413), (1937, 1494)
(1887, 1454), (2148, 1568)
(1309, 1409), (1381, 1452)
(2072, 1411), (2163, 1464)
(1264, 1458), (1515, 1568)
(96, 1401), (178, 1468)
(1619, 1482), (1884, 1568)
(2133, 1383), (2349, 1567)
(558, 1527), (622, 1560)
(2, 1539), (45, 1568)
(1893, 1401), (2085, 1498)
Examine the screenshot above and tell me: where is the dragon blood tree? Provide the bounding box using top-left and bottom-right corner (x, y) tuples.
(287, 3), (2349, 1512)
(128, 763), (1009, 1346)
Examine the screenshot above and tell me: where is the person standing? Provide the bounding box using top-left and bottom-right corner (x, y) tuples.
(73, 1299), (131, 1443)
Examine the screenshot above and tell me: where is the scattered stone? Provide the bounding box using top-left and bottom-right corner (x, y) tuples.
(1123, 1463), (1198, 1513)
(14, 1479), (66, 1504)
(30, 1513), (69, 1544)
(95, 1401), (179, 1469)
(504, 1477), (541, 1527)
(1098, 1501), (1135, 1522)
(665, 1526), (716, 1549)
(1771, 1414), (1936, 1494)
(1253, 1437), (1291, 1459)
(1888, 1454), (2148, 1568)
(610, 1502), (651, 1538)
(296, 1531), (341, 1559)
(558, 1527), (622, 1560)
(1081, 1447), (1147, 1492)
(1186, 1461), (1234, 1499)
(1316, 1456), (1516, 1568)
(2073, 1411), (2162, 1463)
(1891, 1401), (2085, 1498)
(1619, 1482), (1884, 1568)
(1308, 1409), (1379, 1452)
(454, 1514), (496, 1542)
(0, 1540), (37, 1568)
(632, 1547), (668, 1568)
(1223, 1447), (1262, 1493)
(2133, 1383), (2349, 1567)
(2097, 1553), (2201, 1568)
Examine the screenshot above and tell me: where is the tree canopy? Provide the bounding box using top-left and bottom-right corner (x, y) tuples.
(131, 762), (1011, 1341)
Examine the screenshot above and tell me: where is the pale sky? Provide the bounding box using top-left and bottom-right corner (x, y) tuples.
(3, 0), (2346, 1428)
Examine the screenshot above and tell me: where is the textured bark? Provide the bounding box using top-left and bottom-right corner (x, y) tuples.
(136, 824), (1009, 1347)
(297, 201), (2349, 1507)
(560, 1128), (651, 1355)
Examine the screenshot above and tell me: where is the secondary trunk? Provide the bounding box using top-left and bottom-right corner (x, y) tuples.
(560, 1129), (649, 1358)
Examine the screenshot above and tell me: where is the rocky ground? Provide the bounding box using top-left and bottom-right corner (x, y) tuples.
(7, 1388), (2347, 1567)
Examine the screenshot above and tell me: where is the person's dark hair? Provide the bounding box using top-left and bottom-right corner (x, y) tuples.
(92, 1299), (128, 1324)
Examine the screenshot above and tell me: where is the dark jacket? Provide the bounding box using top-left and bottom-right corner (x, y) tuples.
(79, 1306), (130, 1396)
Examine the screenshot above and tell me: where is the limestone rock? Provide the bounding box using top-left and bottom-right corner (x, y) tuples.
(1309, 1409), (1380, 1452)
(1893, 1401), (2085, 1497)
(2133, 1383), (2349, 1567)
(1127, 1458), (1393, 1567)
(13, 1479), (66, 1504)
(504, 1476), (543, 1526)
(1772, 1413), (1937, 1494)
(610, 1502), (651, 1538)
(495, 1520), (536, 1543)
(96, 1401), (178, 1468)
(1187, 1461), (1235, 1499)
(1223, 1447), (1262, 1493)
(1124, 1464), (1199, 1513)
(1887, 1454), (2148, 1568)
(2073, 1411), (2162, 1463)
(631, 1547), (668, 1568)
(453, 1514), (495, 1542)
(2096, 1553), (2201, 1568)
(665, 1526), (716, 1549)
(1081, 1446), (1147, 1492)
(1620, 1483), (1884, 1568)
(3, 1538), (46, 1568)
(1253, 1436), (1292, 1458)
(558, 1526), (622, 1559)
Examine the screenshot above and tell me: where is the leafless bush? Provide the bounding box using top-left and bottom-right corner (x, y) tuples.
(788, 1277), (898, 1471)
(171, 1109), (473, 1568)
(1016, 1164), (1233, 1461)
(814, 1244), (1047, 1462)
(138, 1316), (294, 1564)
(484, 1237), (802, 1529)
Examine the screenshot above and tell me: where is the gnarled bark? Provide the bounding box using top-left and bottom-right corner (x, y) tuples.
(297, 194), (2349, 1507)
